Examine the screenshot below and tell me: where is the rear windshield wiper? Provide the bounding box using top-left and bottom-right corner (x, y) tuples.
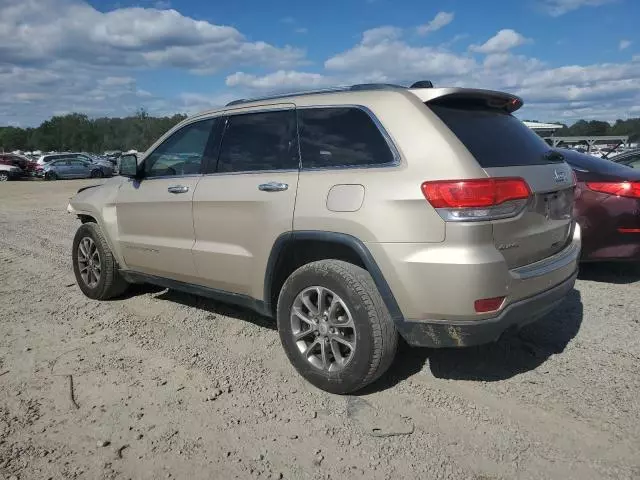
(544, 150), (565, 163)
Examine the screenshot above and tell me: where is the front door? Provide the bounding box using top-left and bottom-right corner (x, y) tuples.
(116, 118), (217, 283)
(192, 106), (299, 300)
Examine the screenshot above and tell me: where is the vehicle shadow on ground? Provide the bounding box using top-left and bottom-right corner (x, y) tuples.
(365, 289), (583, 392)
(153, 289), (278, 331)
(578, 262), (640, 284)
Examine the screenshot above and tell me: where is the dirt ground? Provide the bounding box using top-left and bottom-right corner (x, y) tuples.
(0, 179), (639, 480)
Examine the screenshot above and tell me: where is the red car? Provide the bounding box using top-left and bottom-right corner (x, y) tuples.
(0, 153), (39, 176)
(563, 149), (640, 262)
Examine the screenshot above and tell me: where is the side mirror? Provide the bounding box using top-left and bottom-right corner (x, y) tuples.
(119, 154), (139, 178)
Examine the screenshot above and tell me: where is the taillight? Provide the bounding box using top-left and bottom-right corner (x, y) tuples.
(421, 177), (530, 221)
(586, 182), (640, 199)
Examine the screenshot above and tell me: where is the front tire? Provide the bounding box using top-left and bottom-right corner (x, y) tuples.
(72, 223), (129, 300)
(0, 172), (8, 182)
(90, 169), (104, 178)
(277, 260), (398, 394)
(45, 172), (57, 181)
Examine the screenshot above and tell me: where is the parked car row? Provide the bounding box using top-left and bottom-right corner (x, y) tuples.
(0, 152), (115, 180)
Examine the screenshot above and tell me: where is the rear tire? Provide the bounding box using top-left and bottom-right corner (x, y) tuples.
(0, 172), (8, 182)
(277, 260), (398, 394)
(72, 222), (129, 300)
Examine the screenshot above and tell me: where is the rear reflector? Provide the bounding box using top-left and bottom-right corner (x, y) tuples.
(618, 228), (640, 233)
(474, 296), (505, 313)
(586, 181), (640, 199)
(421, 178), (530, 208)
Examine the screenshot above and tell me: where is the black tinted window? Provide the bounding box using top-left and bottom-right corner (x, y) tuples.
(430, 103), (557, 168)
(216, 110), (298, 173)
(145, 119), (215, 178)
(299, 108), (394, 169)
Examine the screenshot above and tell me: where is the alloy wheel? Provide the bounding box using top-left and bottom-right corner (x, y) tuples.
(290, 286), (356, 372)
(77, 237), (101, 288)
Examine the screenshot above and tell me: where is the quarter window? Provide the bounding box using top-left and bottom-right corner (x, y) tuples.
(144, 119), (216, 178)
(216, 110), (298, 173)
(298, 107), (395, 169)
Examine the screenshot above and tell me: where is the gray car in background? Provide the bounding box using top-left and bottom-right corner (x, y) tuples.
(40, 158), (113, 180)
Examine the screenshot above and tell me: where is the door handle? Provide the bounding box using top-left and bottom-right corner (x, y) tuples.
(258, 182), (289, 192)
(167, 185), (189, 194)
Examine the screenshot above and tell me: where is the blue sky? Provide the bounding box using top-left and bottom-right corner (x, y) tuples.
(1, 0), (639, 126)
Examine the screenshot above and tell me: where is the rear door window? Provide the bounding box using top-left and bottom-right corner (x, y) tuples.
(298, 107), (395, 169)
(429, 101), (559, 168)
(215, 109), (298, 173)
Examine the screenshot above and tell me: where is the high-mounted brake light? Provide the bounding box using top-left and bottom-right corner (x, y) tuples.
(421, 178), (531, 221)
(586, 182), (640, 199)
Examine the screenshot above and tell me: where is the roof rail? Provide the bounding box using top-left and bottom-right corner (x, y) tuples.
(349, 83), (406, 91)
(223, 83), (407, 108)
(225, 99), (248, 106)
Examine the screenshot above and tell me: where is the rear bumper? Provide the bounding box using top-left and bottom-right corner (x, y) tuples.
(366, 223), (581, 348)
(395, 270), (578, 347)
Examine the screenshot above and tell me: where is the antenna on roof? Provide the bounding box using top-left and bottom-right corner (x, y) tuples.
(410, 80), (434, 89)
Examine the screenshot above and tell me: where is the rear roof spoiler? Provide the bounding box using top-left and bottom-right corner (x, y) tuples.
(410, 87), (524, 113)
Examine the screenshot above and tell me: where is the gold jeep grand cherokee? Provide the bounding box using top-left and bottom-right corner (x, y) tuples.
(68, 82), (580, 393)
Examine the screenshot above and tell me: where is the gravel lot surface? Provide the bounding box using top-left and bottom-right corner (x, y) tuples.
(0, 179), (639, 480)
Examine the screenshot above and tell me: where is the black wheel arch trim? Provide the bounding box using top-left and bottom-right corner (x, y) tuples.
(263, 231), (406, 327)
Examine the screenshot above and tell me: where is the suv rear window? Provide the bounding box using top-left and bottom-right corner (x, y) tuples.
(429, 102), (556, 168)
(298, 107), (395, 169)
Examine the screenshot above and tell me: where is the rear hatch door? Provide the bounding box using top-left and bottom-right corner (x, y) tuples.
(426, 92), (575, 269)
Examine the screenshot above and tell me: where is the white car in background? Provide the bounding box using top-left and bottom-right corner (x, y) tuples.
(0, 163), (24, 181)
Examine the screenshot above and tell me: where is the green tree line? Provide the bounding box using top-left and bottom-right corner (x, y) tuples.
(2, 112), (639, 154)
(555, 118), (640, 139)
(0, 110), (187, 153)
(524, 118), (640, 140)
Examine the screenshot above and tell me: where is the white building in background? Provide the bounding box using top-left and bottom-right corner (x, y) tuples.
(522, 121), (564, 136)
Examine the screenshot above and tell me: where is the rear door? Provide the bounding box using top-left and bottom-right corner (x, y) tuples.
(69, 158), (90, 177)
(55, 160), (72, 178)
(429, 98), (575, 268)
(192, 106), (299, 299)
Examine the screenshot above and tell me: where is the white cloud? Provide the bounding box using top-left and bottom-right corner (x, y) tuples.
(295, 27), (308, 34)
(227, 27), (640, 123)
(417, 12), (454, 35)
(325, 28), (475, 80)
(0, 0), (304, 73)
(469, 29), (532, 54)
(1, 1), (638, 126)
(539, 0), (617, 17)
(360, 26), (403, 45)
(619, 39), (631, 50)
(98, 76), (136, 87)
(0, 0), (306, 125)
(226, 71), (334, 90)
